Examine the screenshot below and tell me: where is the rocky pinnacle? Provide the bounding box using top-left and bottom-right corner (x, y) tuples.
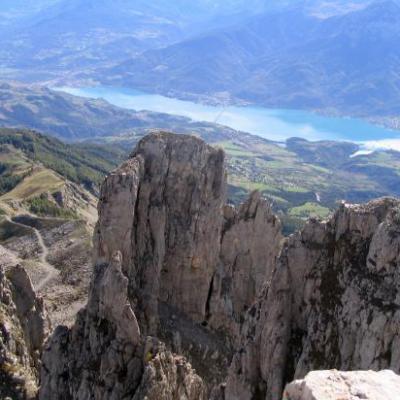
(38, 132), (400, 400)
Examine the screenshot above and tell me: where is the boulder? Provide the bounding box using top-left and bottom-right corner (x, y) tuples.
(283, 370), (400, 400)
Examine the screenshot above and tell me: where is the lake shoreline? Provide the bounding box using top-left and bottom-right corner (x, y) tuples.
(54, 85), (400, 151)
(68, 80), (400, 133)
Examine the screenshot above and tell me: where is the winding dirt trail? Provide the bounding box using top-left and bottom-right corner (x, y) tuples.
(5, 216), (59, 291)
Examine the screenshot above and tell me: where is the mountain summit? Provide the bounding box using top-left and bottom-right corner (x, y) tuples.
(35, 132), (400, 400)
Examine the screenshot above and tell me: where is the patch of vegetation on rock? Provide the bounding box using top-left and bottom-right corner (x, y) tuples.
(0, 162), (29, 196)
(0, 128), (123, 193)
(289, 202), (331, 220)
(25, 195), (78, 219)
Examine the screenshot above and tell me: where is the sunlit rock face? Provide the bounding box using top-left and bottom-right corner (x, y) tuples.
(39, 131), (400, 400)
(209, 191), (282, 343)
(0, 254), (49, 400)
(39, 132), (283, 399)
(226, 198), (400, 400)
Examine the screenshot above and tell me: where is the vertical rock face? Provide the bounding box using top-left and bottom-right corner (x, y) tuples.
(39, 250), (207, 400)
(37, 132), (400, 399)
(132, 133), (226, 328)
(209, 191), (282, 341)
(0, 256), (48, 400)
(94, 132), (226, 331)
(40, 132), (282, 399)
(226, 198), (400, 400)
(94, 158), (142, 272)
(7, 265), (49, 367)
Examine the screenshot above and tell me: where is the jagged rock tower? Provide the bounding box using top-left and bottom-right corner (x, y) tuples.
(226, 198), (400, 399)
(0, 253), (49, 400)
(39, 132), (400, 400)
(39, 132), (282, 399)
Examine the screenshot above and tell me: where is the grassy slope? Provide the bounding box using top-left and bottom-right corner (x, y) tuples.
(0, 128), (122, 222)
(214, 138), (400, 224)
(1, 166), (64, 201)
(289, 202), (331, 219)
(0, 128), (124, 191)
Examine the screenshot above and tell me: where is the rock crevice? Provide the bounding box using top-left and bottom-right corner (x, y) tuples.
(226, 198), (400, 400)
(0, 250), (49, 400)
(38, 132), (400, 400)
(40, 132), (282, 399)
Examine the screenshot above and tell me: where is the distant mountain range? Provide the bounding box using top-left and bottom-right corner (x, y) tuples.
(0, 1), (58, 26)
(0, 0), (269, 82)
(1, 1), (399, 120)
(101, 0), (400, 120)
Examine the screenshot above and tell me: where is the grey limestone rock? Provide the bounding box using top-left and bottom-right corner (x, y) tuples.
(39, 132), (283, 399)
(0, 251), (49, 399)
(226, 198), (400, 400)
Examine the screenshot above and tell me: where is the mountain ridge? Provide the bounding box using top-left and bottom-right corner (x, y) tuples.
(36, 132), (400, 400)
(101, 1), (400, 119)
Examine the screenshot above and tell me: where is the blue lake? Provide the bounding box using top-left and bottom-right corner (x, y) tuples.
(57, 86), (400, 149)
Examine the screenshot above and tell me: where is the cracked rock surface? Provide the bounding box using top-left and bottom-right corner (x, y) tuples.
(226, 198), (400, 400)
(37, 132), (400, 399)
(0, 247), (49, 399)
(39, 132), (282, 399)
